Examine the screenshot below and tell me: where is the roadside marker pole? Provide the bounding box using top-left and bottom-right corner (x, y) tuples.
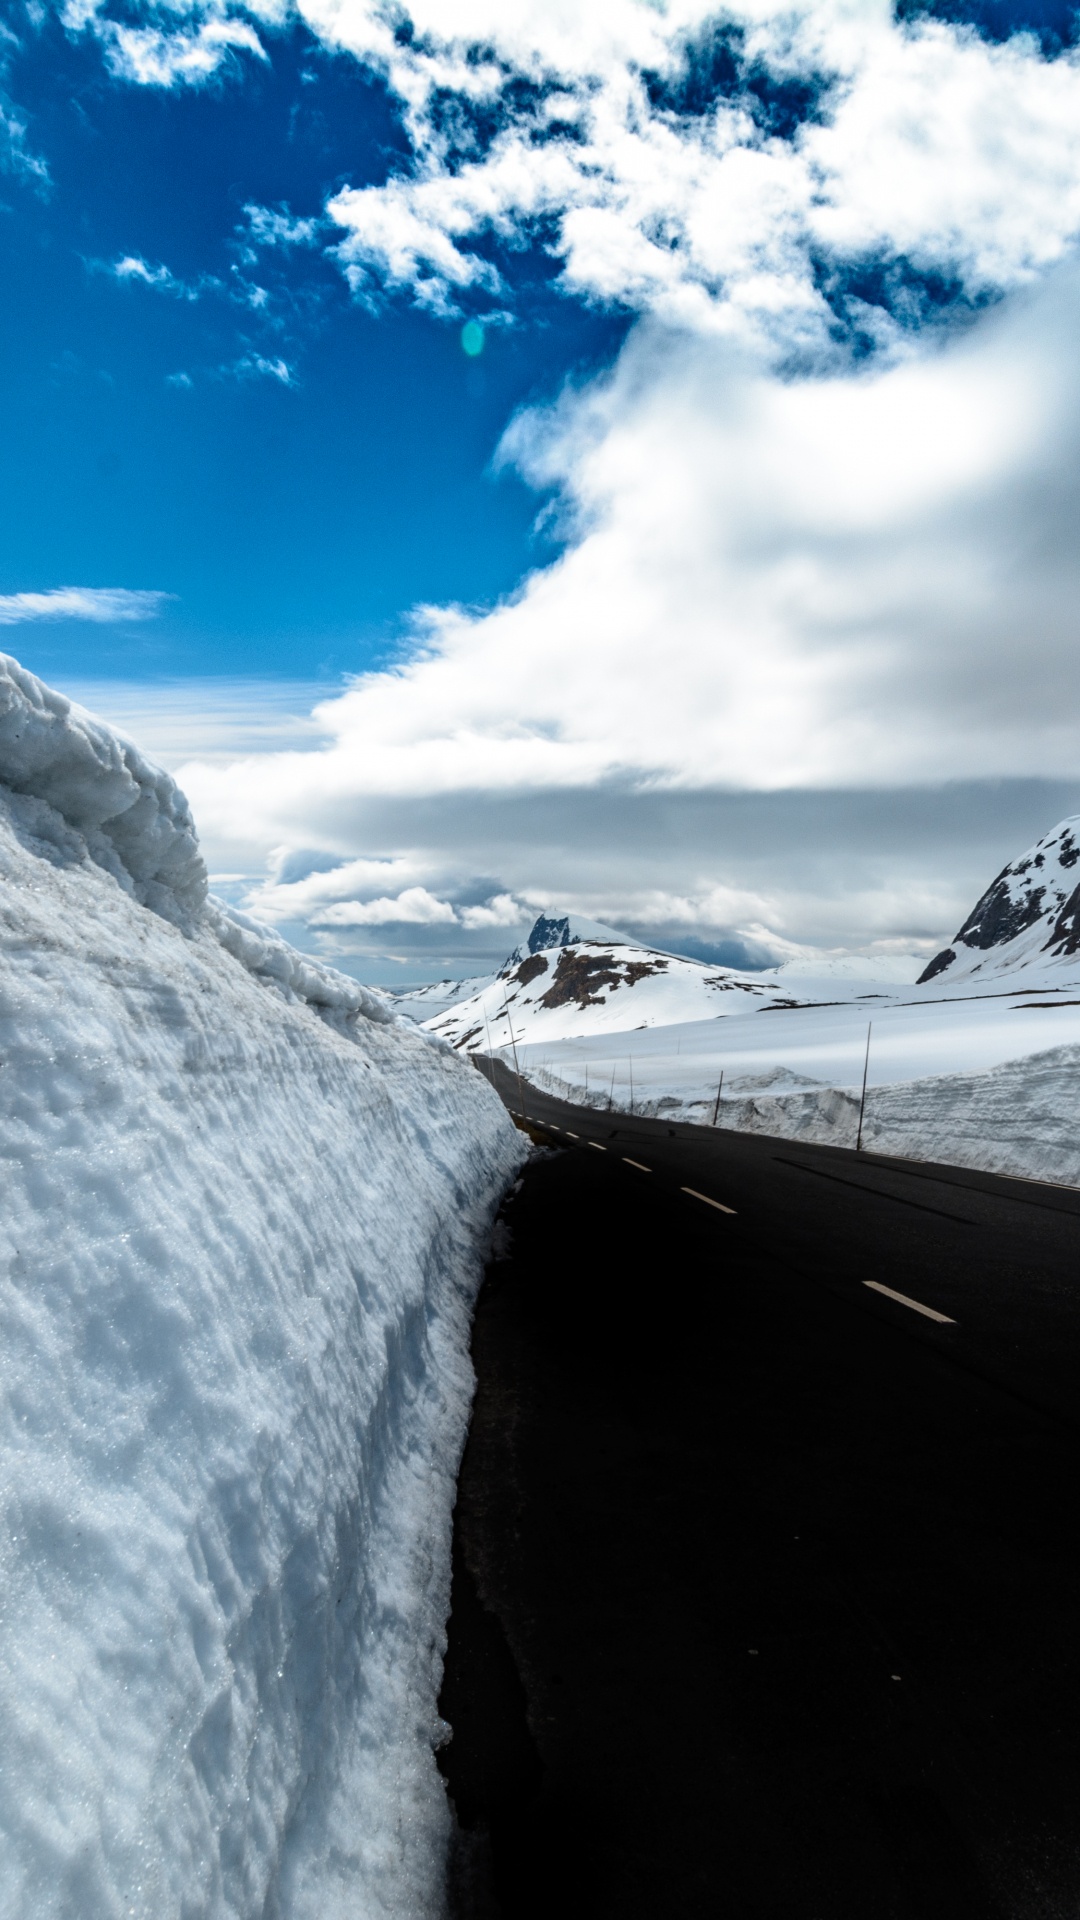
(609, 1062), (617, 1111)
(856, 1022), (872, 1152)
(711, 1069), (724, 1127)
(629, 1055), (634, 1115)
(502, 983), (527, 1122)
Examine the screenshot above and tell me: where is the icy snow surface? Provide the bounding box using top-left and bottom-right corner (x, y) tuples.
(0, 654), (525, 1919)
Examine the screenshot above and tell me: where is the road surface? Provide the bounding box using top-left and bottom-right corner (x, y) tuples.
(438, 1058), (1080, 1919)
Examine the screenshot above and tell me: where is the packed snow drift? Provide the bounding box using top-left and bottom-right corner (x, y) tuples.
(441, 840), (1080, 1187)
(0, 655), (525, 1920)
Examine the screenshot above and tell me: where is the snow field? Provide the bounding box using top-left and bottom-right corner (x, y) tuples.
(0, 658), (525, 1920)
(515, 992), (1080, 1185)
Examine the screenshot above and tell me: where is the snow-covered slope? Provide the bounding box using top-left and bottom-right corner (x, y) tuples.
(424, 938), (813, 1051)
(0, 655), (525, 1920)
(504, 814), (1080, 1185)
(918, 816), (1080, 987)
(390, 972), (495, 1021)
(389, 914), (639, 1023)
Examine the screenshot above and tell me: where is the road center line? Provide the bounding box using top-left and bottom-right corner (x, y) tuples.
(624, 1158), (652, 1172)
(589, 1142), (607, 1152)
(682, 1186), (737, 1216)
(565, 1132), (578, 1139)
(863, 1280), (956, 1324)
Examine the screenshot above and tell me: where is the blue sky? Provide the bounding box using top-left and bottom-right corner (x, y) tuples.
(0, 11), (626, 680)
(7, 2), (1080, 982)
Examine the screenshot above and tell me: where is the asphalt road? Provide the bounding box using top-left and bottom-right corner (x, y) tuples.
(437, 1058), (1080, 1920)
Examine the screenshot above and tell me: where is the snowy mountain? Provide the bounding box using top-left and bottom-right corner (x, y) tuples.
(423, 936), (813, 1052)
(497, 817), (1080, 1188)
(0, 655), (523, 1920)
(389, 971), (495, 1021)
(918, 816), (1080, 987)
(390, 911), (640, 1023)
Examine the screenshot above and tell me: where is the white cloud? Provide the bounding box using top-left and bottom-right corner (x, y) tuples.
(86, 8), (271, 88)
(310, 886), (457, 926)
(459, 893), (522, 929)
(157, 259), (1080, 966)
(110, 254), (201, 298)
(250, 854), (432, 920)
(54, 4), (1080, 970)
(222, 352), (294, 383)
(1, 96), (49, 188)
(66, 4), (1080, 352)
(177, 263), (1080, 834)
(57, 678), (332, 764)
(324, 7), (1080, 350)
(240, 203), (321, 251)
(0, 586), (171, 624)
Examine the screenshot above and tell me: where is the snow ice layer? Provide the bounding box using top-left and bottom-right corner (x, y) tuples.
(0, 654), (526, 1920)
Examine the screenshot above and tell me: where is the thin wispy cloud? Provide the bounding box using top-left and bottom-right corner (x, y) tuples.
(0, 586), (171, 624)
(109, 253), (203, 299)
(0, 96), (48, 190)
(219, 352), (294, 385)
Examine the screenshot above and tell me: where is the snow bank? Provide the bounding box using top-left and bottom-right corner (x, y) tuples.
(0, 659), (525, 1920)
(530, 1047), (1080, 1183)
(0, 652), (207, 921)
(521, 992), (1080, 1186)
(641, 1050), (1080, 1187)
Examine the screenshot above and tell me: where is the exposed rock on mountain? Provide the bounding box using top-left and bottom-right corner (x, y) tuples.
(918, 818), (1080, 985)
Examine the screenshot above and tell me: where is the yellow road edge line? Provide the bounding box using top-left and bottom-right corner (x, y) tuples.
(863, 1280), (955, 1325)
(682, 1186), (737, 1215)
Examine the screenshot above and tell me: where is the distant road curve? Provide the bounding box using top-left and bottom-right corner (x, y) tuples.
(477, 1051), (1080, 1430)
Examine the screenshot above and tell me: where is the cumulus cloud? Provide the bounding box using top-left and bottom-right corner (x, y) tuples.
(310, 886), (457, 927)
(61, 3), (1080, 352)
(56, 4), (1080, 971)
(244, 853), (528, 938)
(179, 262), (1080, 823)
(0, 586), (171, 624)
(153, 258), (1080, 966)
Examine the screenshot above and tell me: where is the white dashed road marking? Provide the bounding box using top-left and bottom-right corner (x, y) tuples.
(624, 1159), (652, 1172)
(589, 1142), (607, 1152)
(682, 1187), (737, 1215)
(863, 1280), (955, 1324)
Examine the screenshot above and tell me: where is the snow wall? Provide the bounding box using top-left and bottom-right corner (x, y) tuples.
(0, 655), (526, 1919)
(533, 1056), (1080, 1187)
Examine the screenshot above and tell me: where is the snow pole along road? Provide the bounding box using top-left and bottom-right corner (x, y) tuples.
(446, 1056), (1080, 1915)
